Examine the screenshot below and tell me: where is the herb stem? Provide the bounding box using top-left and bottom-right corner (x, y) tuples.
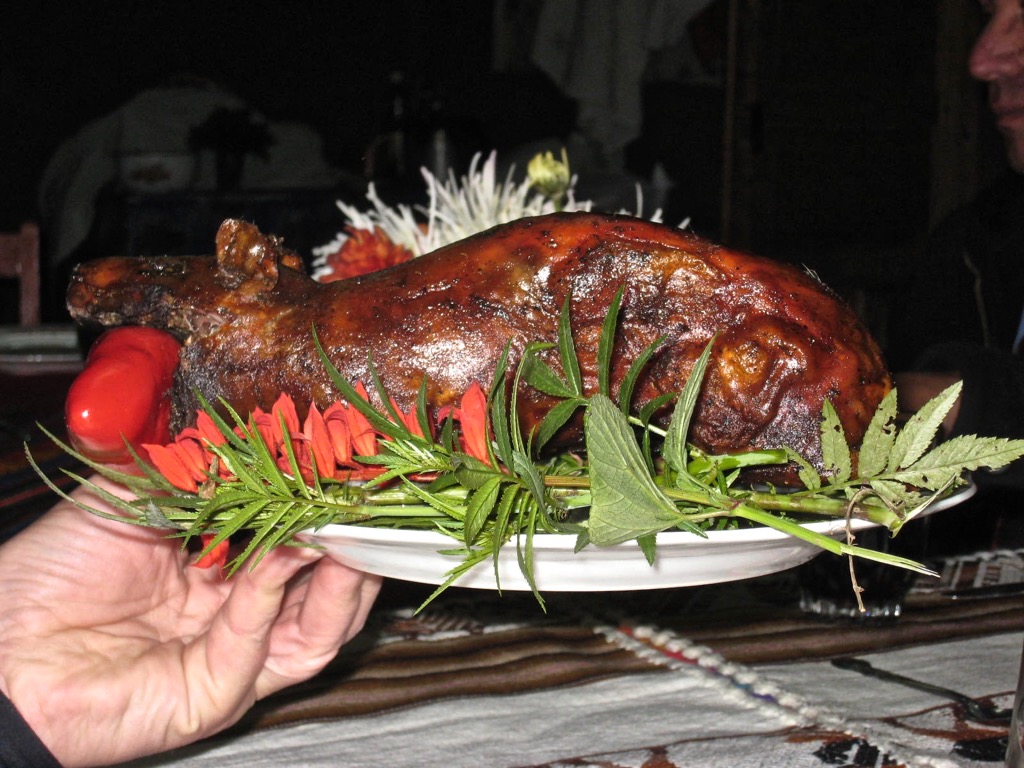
(744, 491), (903, 528)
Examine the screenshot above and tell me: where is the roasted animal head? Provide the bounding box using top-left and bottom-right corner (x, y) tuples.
(67, 219), (309, 339)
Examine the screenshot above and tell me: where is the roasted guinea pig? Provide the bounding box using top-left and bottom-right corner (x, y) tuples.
(67, 213), (891, 481)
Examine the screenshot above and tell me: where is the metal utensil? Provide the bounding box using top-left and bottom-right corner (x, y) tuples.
(832, 656), (1013, 725)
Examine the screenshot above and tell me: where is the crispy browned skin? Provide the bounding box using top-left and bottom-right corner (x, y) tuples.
(67, 213), (891, 480)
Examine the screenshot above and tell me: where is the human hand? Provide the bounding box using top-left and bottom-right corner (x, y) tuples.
(0, 476), (382, 767)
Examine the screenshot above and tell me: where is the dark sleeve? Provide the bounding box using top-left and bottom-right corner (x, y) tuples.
(887, 173), (1024, 370)
(915, 341), (1024, 489)
(0, 691), (62, 768)
(886, 210), (984, 371)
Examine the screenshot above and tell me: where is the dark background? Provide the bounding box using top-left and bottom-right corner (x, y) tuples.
(1, 1), (565, 226)
(0, 1), (1008, 329)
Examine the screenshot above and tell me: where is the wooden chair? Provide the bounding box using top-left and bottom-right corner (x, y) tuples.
(0, 222), (41, 326)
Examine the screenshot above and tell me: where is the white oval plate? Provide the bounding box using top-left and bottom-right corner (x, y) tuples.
(302, 483), (975, 592)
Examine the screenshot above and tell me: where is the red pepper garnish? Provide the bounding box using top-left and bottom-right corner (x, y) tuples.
(65, 327), (181, 465)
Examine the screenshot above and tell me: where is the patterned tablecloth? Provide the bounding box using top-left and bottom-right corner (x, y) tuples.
(101, 563), (1022, 768)
(3, 371), (1022, 768)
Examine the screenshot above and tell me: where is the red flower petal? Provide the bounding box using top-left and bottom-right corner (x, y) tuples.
(347, 383), (378, 457)
(193, 532), (229, 569)
(304, 403), (336, 479)
(175, 438), (210, 483)
(272, 393), (301, 439)
(195, 411), (227, 446)
(144, 443), (199, 492)
(251, 406), (277, 451)
(323, 402), (354, 465)
(391, 397), (426, 438)
(459, 381), (491, 465)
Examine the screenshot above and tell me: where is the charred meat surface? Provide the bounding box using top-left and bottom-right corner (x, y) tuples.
(67, 213), (891, 480)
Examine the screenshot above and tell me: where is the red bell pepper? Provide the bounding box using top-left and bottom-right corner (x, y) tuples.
(65, 327), (181, 465)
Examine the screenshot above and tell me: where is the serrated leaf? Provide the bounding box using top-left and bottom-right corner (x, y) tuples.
(399, 478), (468, 520)
(784, 446), (821, 491)
(533, 397), (585, 451)
(887, 382), (961, 471)
(857, 389), (899, 479)
(636, 533), (657, 565)
(491, 484), (523, 591)
(574, 528), (591, 552)
(663, 338), (716, 473)
(453, 455), (501, 489)
(820, 400), (852, 485)
(413, 377), (433, 442)
(585, 395), (684, 546)
(890, 434), (1024, 490)
(512, 449), (550, 513)
(464, 476), (503, 545)
(520, 348), (576, 398)
(868, 477), (920, 506)
(514, 501), (542, 604)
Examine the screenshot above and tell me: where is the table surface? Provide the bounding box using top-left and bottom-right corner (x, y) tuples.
(3, 367), (1021, 768)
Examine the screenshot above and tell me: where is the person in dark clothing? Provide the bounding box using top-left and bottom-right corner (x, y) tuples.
(0, 693), (59, 768)
(0, 477), (381, 767)
(890, 0), (1024, 490)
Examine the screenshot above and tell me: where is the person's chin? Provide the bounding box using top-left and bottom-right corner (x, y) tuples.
(996, 115), (1024, 173)
(1007, 138), (1024, 174)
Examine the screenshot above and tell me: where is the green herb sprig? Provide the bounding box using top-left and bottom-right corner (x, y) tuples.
(30, 293), (1024, 612)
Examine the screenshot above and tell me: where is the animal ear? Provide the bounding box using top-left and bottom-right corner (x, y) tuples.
(214, 219), (305, 296)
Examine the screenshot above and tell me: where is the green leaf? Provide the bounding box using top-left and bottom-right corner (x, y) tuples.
(887, 382), (961, 471)
(277, 416), (313, 500)
(491, 484), (523, 590)
(618, 335), (667, 415)
(663, 337), (715, 474)
(417, 547), (493, 613)
(413, 377), (433, 442)
(453, 455), (501, 489)
(856, 389), (899, 479)
(585, 395), (682, 546)
(515, 500), (543, 605)
(520, 353), (575, 399)
(508, 344), (541, 457)
(558, 297), (583, 397)
(488, 341), (514, 467)
(314, 330), (408, 441)
(398, 478), (468, 520)
(637, 392), (677, 425)
(820, 400), (852, 485)
(889, 434), (1024, 490)
(533, 397), (585, 451)
(464, 476), (503, 545)
(574, 528), (591, 552)
(367, 357), (416, 441)
(636, 533), (657, 565)
(512, 450), (548, 507)
(596, 286), (624, 397)
(784, 447), (821, 491)
(194, 392), (252, 454)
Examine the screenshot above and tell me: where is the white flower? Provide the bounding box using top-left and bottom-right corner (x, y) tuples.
(312, 149), (678, 282)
